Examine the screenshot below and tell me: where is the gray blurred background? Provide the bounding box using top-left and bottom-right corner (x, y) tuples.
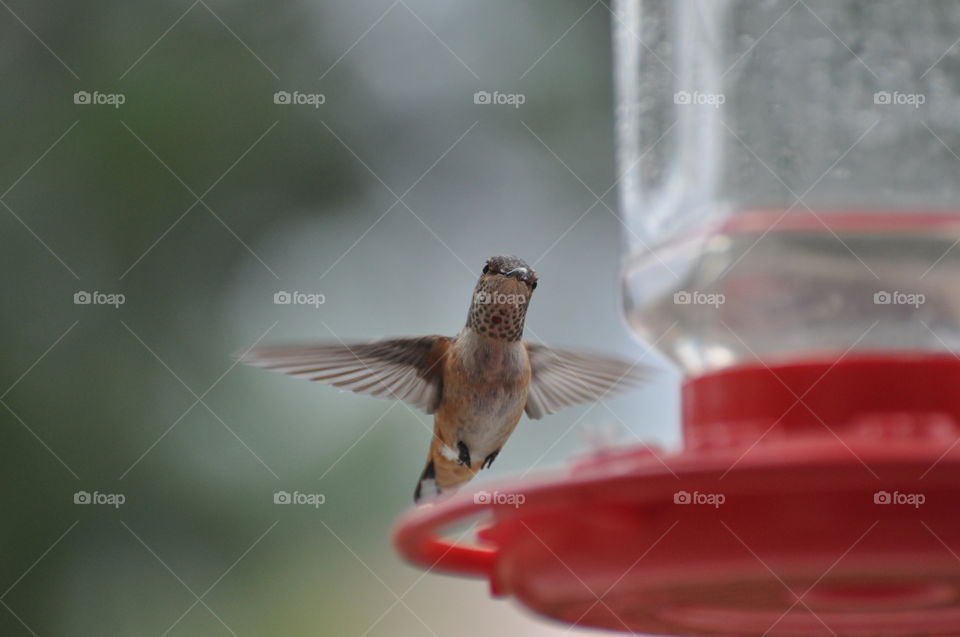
(0, 1), (678, 635)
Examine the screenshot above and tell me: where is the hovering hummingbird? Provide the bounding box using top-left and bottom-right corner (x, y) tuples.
(241, 256), (647, 502)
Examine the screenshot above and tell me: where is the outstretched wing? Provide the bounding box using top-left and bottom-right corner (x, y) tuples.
(524, 343), (649, 419)
(240, 336), (452, 414)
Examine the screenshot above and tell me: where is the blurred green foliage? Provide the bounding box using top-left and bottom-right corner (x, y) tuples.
(0, 2), (671, 635)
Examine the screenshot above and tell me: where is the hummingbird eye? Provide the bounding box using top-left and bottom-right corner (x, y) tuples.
(482, 264), (490, 274)
(531, 281), (538, 290)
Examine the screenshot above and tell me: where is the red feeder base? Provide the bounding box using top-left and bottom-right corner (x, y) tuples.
(393, 354), (960, 636)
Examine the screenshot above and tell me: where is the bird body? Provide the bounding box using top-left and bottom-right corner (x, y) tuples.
(242, 256), (646, 502)
(420, 328), (531, 498)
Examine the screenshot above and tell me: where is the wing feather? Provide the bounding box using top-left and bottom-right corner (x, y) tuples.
(524, 344), (649, 419)
(240, 336), (451, 413)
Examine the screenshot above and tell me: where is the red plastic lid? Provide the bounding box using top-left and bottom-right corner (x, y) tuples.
(393, 354), (960, 635)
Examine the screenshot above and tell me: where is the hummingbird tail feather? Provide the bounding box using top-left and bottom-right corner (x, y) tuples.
(414, 460), (439, 502)
(413, 453), (479, 503)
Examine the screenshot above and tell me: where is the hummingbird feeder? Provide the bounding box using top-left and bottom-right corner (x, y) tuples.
(394, 2), (960, 635)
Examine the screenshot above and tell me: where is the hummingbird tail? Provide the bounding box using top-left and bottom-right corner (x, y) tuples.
(414, 451), (478, 503)
(414, 460), (439, 502)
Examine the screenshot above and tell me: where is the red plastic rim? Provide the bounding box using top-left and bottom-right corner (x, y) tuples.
(393, 355), (960, 635)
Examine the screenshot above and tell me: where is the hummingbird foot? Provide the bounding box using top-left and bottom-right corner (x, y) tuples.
(481, 449), (500, 469)
(456, 440), (471, 466)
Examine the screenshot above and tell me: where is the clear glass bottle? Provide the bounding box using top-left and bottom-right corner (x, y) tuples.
(614, 0), (960, 376)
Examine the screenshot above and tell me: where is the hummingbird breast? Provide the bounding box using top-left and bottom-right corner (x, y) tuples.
(434, 328), (531, 461)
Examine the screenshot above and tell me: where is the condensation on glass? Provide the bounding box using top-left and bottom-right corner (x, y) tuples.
(614, 0), (960, 375)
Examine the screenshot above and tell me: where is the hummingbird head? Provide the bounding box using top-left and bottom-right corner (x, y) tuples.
(466, 256), (538, 341)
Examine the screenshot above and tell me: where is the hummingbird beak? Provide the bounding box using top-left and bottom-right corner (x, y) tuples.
(503, 267), (530, 281)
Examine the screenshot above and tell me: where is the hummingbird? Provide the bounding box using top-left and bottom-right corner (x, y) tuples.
(241, 256), (647, 503)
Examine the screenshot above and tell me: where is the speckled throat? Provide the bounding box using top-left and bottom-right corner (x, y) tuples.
(466, 277), (530, 342)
